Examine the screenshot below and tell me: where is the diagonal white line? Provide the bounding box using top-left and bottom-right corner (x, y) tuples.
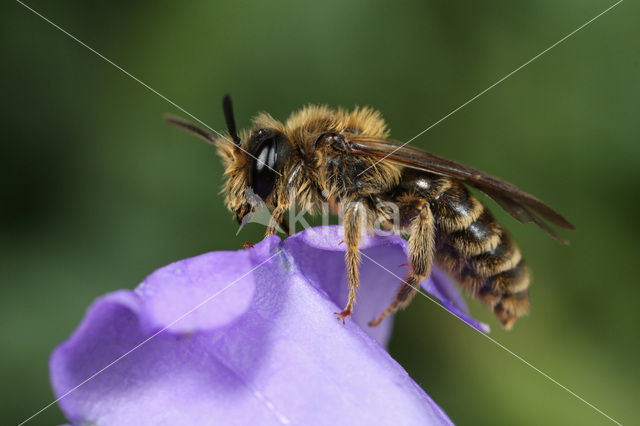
(358, 0), (623, 177)
(18, 249), (283, 426)
(15, 0), (625, 424)
(359, 250), (622, 425)
(15, 0), (282, 177)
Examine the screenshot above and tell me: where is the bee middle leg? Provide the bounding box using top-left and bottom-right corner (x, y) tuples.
(369, 199), (435, 327)
(336, 200), (365, 323)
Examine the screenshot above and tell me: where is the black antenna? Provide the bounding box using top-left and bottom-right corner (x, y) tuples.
(222, 94), (241, 147)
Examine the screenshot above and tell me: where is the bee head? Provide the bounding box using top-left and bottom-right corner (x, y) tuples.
(216, 96), (292, 224)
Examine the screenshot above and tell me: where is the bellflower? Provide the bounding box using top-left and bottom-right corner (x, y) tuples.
(50, 226), (488, 425)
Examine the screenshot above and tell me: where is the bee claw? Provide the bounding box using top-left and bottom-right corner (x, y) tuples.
(398, 263), (409, 268)
(243, 241), (256, 249)
(334, 309), (352, 324)
(368, 317), (382, 327)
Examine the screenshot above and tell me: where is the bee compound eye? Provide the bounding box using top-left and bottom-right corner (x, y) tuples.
(249, 131), (291, 201)
(251, 138), (278, 200)
(255, 139), (277, 172)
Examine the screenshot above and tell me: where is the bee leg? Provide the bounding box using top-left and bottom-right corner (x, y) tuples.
(264, 204), (290, 238)
(336, 200), (365, 323)
(369, 201), (435, 327)
(280, 215), (291, 236)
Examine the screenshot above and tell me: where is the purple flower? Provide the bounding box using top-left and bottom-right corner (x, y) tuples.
(50, 226), (488, 425)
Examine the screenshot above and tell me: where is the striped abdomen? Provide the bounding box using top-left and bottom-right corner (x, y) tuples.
(432, 181), (530, 329)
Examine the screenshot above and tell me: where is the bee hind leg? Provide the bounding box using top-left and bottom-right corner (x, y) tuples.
(369, 200), (435, 327)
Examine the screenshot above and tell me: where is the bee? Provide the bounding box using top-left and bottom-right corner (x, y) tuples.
(165, 95), (573, 329)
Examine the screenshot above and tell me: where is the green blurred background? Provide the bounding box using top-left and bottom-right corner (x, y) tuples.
(2, 0), (638, 424)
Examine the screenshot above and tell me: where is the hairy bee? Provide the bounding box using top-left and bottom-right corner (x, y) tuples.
(165, 95), (573, 329)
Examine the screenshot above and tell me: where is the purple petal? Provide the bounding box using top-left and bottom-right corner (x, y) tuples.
(50, 226), (489, 425)
(426, 268), (491, 333)
(285, 226), (489, 334)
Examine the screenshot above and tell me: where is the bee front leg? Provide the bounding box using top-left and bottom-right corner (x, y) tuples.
(369, 200), (435, 327)
(336, 200), (365, 323)
(264, 204), (290, 238)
